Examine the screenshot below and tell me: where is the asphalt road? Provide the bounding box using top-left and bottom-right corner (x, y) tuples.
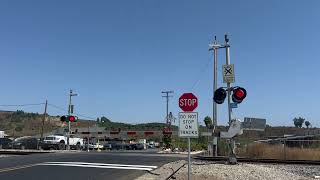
(0, 150), (184, 180)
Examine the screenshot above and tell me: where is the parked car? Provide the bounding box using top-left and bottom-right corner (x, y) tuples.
(104, 142), (125, 150)
(93, 143), (104, 150)
(126, 143), (144, 150)
(0, 138), (12, 149)
(84, 143), (104, 150)
(41, 134), (83, 150)
(8, 137), (38, 150)
(148, 143), (155, 149)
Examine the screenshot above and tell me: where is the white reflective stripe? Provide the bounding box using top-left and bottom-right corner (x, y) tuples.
(42, 162), (158, 169)
(39, 163), (153, 171)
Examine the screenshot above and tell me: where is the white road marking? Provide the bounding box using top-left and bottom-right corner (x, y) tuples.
(42, 162), (158, 168)
(38, 162), (158, 171)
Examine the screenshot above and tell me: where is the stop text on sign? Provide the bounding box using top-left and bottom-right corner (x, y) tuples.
(179, 99), (197, 107)
(179, 112), (199, 138)
(179, 93), (198, 112)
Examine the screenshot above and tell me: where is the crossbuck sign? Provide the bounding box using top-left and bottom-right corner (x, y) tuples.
(223, 64), (235, 83)
(179, 112), (199, 138)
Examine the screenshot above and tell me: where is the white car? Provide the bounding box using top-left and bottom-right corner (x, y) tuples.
(94, 143), (104, 149)
(42, 134), (83, 150)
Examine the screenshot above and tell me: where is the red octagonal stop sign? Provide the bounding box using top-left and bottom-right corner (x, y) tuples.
(179, 93), (198, 112)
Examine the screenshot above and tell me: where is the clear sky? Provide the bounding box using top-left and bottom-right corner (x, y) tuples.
(0, 0), (319, 127)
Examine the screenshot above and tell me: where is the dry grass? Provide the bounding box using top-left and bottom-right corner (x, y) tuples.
(240, 143), (320, 160)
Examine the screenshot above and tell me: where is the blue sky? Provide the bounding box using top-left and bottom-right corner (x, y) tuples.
(0, 0), (319, 127)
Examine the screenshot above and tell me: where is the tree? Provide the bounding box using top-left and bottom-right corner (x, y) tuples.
(96, 118), (100, 123)
(203, 116), (212, 128)
(163, 135), (172, 149)
(305, 121), (311, 128)
(293, 117), (305, 128)
(100, 116), (111, 123)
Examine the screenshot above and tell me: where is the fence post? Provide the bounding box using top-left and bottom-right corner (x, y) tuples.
(283, 139), (286, 160)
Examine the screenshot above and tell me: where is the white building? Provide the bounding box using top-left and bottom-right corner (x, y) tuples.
(0, 131), (7, 138)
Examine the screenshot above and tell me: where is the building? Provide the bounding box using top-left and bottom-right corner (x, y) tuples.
(0, 131), (8, 138)
(242, 117), (266, 131)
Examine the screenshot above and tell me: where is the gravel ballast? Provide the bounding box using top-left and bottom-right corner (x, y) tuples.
(136, 160), (320, 180)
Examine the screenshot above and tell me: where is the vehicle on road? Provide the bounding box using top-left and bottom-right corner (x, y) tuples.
(41, 134), (83, 150)
(0, 138), (12, 149)
(8, 137), (38, 150)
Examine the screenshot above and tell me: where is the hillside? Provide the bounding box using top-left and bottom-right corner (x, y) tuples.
(97, 116), (178, 131)
(0, 110), (96, 137)
(0, 111), (179, 137)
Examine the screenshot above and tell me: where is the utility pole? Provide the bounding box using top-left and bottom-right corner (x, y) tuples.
(161, 91), (174, 125)
(224, 35), (232, 125)
(67, 89), (78, 150)
(161, 91), (173, 148)
(212, 36), (220, 127)
(224, 34), (237, 163)
(209, 36), (224, 156)
(41, 100), (48, 141)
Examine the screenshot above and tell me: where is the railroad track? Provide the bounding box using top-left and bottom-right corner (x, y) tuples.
(193, 156), (320, 165)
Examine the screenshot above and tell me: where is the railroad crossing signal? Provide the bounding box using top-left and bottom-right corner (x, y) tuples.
(214, 87), (247, 104)
(60, 115), (78, 122)
(232, 87), (247, 103)
(214, 88), (227, 104)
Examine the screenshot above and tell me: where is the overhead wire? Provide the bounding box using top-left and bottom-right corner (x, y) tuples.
(0, 103), (45, 107)
(47, 103), (96, 120)
(190, 53), (213, 91)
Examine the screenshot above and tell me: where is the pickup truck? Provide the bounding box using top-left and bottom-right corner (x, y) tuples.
(41, 134), (83, 150)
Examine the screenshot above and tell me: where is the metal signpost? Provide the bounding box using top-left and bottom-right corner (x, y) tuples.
(178, 93), (198, 180)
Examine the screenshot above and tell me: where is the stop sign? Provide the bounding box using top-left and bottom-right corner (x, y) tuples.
(179, 93), (198, 112)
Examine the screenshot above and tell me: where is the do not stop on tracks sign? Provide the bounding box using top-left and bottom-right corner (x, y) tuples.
(178, 92), (199, 137)
(179, 93), (198, 112)
(178, 92), (199, 180)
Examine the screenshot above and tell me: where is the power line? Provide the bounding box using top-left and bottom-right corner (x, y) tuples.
(48, 103), (95, 120)
(190, 54), (213, 91)
(47, 103), (67, 112)
(0, 103), (45, 107)
(73, 113), (96, 120)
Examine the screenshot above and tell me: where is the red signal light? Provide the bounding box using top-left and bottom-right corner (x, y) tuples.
(68, 116), (76, 122)
(232, 87), (247, 103)
(235, 89), (245, 98)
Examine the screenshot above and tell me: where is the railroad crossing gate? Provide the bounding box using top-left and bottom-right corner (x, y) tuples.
(178, 112), (199, 138)
(223, 64), (235, 83)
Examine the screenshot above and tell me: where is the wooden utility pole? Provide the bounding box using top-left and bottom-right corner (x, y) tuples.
(41, 100), (48, 141)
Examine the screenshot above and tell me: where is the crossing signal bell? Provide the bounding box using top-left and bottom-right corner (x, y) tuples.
(232, 87), (247, 103)
(60, 115), (78, 122)
(214, 88), (227, 104)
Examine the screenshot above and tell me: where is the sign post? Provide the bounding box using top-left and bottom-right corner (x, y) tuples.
(178, 93), (199, 180)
